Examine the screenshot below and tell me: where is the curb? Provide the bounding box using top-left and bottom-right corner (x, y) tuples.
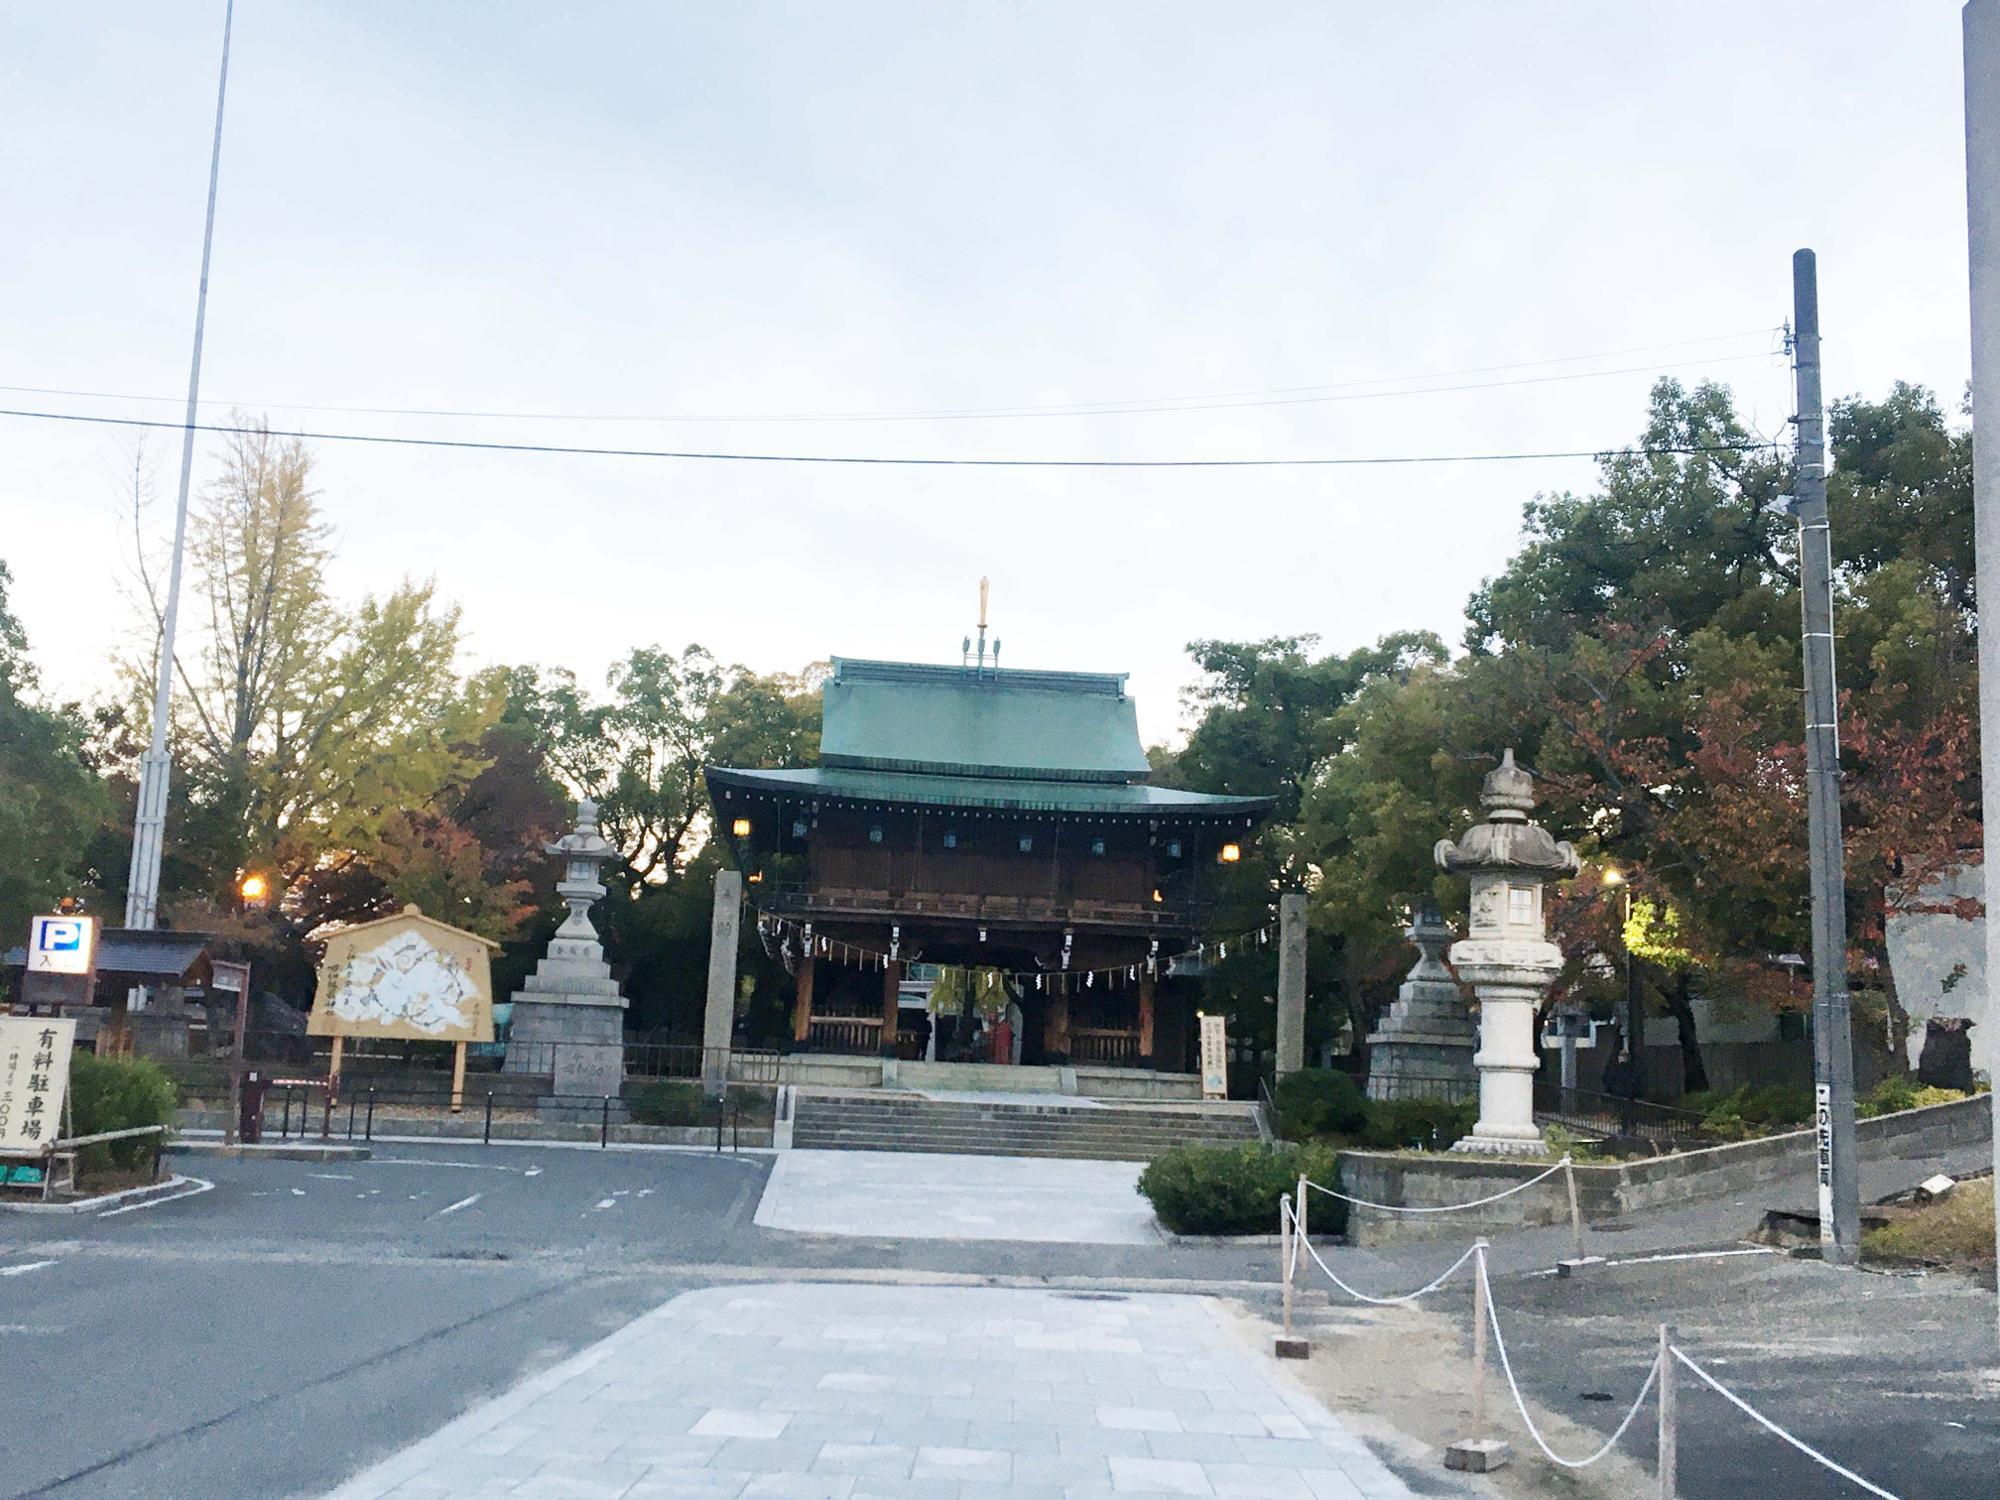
(2, 1173), (200, 1215)
(167, 1141), (372, 1162)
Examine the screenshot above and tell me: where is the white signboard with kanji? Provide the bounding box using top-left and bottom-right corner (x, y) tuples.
(1198, 1011), (1228, 1100)
(0, 1017), (76, 1155)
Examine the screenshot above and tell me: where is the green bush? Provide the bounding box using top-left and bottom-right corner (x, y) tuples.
(69, 1052), (177, 1171)
(1271, 1069), (1368, 1140)
(1138, 1140), (1344, 1237)
(1358, 1098), (1476, 1152)
(626, 1079), (706, 1126)
(1688, 1083), (1816, 1140)
(1858, 1076), (1972, 1119)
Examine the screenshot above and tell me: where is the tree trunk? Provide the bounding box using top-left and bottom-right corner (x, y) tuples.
(1661, 971), (1709, 1095)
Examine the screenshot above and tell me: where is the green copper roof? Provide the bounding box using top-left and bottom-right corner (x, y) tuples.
(708, 764), (1272, 819)
(820, 658), (1150, 783)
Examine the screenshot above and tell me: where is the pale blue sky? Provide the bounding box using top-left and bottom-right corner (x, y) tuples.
(0, 2), (1974, 741)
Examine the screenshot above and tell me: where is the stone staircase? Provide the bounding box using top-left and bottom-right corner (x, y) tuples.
(789, 1091), (1261, 1160)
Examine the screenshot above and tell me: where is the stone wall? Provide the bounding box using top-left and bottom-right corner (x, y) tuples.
(1340, 1093), (1992, 1246)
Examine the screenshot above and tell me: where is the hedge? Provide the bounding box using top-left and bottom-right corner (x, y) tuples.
(1138, 1140), (1344, 1237)
(69, 1051), (177, 1172)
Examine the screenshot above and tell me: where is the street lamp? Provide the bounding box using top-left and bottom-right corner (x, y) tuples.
(1603, 866), (1644, 1130)
(238, 872), (269, 911)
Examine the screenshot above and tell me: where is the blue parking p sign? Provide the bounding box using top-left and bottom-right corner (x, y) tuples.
(28, 915), (95, 975)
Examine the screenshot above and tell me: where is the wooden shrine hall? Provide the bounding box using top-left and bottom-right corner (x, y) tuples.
(706, 654), (1273, 1073)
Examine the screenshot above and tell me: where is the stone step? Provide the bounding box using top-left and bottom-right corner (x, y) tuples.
(791, 1091), (1258, 1160)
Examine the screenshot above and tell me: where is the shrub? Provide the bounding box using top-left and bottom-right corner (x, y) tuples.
(1691, 1083), (1816, 1140)
(69, 1052), (177, 1172)
(1271, 1069), (1368, 1140)
(1138, 1140), (1344, 1237)
(1358, 1098), (1477, 1153)
(1858, 1076), (1972, 1119)
(626, 1079), (705, 1126)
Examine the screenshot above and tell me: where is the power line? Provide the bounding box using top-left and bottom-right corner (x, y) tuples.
(0, 404), (1783, 470)
(0, 329), (1782, 426)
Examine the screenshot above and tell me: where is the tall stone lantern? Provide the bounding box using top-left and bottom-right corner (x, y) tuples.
(1434, 751), (1579, 1155)
(506, 800), (628, 1105)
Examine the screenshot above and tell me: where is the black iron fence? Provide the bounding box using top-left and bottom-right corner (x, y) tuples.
(1532, 1079), (1711, 1146)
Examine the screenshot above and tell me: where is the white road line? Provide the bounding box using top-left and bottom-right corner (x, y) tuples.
(1528, 1246), (1779, 1278)
(99, 1177), (215, 1217)
(434, 1193), (482, 1217)
(0, 1261), (57, 1277)
(593, 1197), (616, 1210)
(370, 1158), (523, 1172)
(309, 1173), (354, 1180)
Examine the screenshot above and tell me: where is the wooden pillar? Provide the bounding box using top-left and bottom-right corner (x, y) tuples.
(449, 1040), (467, 1113)
(328, 1033), (344, 1105)
(792, 955), (816, 1044)
(1138, 967), (1156, 1064)
(881, 960), (903, 1058)
(1045, 983), (1072, 1060)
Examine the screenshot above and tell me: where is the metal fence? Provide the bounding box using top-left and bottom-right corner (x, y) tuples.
(1532, 1080), (1711, 1146)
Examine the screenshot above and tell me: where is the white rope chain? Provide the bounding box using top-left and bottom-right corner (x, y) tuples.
(1670, 1348), (1902, 1500)
(1477, 1250), (1658, 1469)
(1301, 1155), (1570, 1214)
(1297, 1224), (1481, 1306)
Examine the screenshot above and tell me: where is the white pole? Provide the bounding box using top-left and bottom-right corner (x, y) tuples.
(1965, 0), (2000, 1347)
(124, 0), (235, 941)
(1656, 1323), (1676, 1499)
(1281, 1194), (1294, 1337)
(1470, 1242), (1490, 1432)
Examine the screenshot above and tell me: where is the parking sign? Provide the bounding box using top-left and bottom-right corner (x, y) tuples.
(27, 916), (95, 976)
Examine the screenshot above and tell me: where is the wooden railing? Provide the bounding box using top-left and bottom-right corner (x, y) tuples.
(806, 1016), (883, 1055)
(1071, 1028), (1142, 1067)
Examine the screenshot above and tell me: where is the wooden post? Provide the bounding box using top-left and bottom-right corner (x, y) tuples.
(1471, 1242), (1491, 1432)
(450, 1040), (467, 1113)
(1045, 984), (1071, 1059)
(1657, 1323), (1677, 1499)
(792, 955), (816, 1044)
(1281, 1194), (1295, 1334)
(328, 1033), (344, 1107)
(881, 959), (902, 1058)
(1564, 1156), (1586, 1264)
(1137, 967), (1156, 1063)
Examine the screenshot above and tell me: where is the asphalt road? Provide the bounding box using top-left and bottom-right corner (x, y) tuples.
(2, 1142), (1993, 1500)
(0, 1145), (1277, 1500)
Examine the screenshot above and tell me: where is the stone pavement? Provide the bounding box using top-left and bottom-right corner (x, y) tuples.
(754, 1151), (1157, 1245)
(322, 1282), (1413, 1499)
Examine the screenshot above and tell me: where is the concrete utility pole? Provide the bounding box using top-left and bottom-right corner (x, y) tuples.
(124, 0), (235, 942)
(1961, 0), (2000, 1337)
(1790, 248), (1860, 1266)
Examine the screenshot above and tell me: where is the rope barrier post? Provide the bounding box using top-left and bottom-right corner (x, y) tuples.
(1564, 1154), (1586, 1267)
(1657, 1324), (1676, 1500)
(1275, 1194), (1310, 1359)
(1296, 1172), (1308, 1250)
(1445, 1242), (1512, 1473)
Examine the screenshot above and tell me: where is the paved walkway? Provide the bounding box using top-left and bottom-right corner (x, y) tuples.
(755, 1151), (1158, 1245)
(323, 1282), (1413, 1499)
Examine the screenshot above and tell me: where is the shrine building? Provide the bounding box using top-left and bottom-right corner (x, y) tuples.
(705, 654), (1273, 1077)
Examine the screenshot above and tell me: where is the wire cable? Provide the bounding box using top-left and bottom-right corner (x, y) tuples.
(0, 338), (1782, 425)
(0, 406), (1782, 470)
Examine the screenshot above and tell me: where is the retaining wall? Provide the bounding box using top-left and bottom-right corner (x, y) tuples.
(1340, 1093), (1991, 1246)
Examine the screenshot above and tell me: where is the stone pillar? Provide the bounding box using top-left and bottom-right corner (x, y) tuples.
(1275, 891), (1307, 1079)
(881, 960), (903, 1058)
(701, 869), (742, 1095)
(1434, 751), (1579, 1156)
(1364, 904), (1476, 1101)
(791, 955), (815, 1044)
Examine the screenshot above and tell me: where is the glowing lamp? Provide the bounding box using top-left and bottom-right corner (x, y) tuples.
(1218, 842), (1242, 864)
(239, 872), (269, 908)
(731, 818), (752, 838)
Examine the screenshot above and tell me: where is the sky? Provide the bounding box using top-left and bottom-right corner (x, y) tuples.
(0, 2), (1976, 745)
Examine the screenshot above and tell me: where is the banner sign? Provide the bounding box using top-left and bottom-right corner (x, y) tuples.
(0, 1016), (76, 1155)
(1198, 1011), (1228, 1100)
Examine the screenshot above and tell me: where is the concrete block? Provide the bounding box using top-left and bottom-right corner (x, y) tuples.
(1444, 1437), (1512, 1472)
(1273, 1336), (1311, 1360)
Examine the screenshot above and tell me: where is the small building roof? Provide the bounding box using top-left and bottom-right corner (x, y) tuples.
(709, 764), (1270, 821)
(3, 928), (214, 986)
(821, 658), (1150, 783)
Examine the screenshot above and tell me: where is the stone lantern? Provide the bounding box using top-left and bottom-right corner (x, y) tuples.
(506, 800), (628, 1106)
(1364, 903), (1476, 1102)
(1433, 750), (1579, 1155)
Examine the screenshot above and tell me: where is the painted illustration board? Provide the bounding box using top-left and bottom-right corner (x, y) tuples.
(309, 906), (496, 1043)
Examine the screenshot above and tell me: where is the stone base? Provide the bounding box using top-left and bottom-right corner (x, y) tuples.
(1450, 1132), (1549, 1158)
(1444, 1438), (1511, 1473)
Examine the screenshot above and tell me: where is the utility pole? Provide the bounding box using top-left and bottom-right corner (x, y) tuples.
(1961, 0), (2000, 1338)
(124, 0), (235, 948)
(1790, 248), (1860, 1266)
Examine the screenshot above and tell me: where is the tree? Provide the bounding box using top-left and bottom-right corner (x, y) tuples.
(0, 560), (110, 951)
(125, 420), (490, 903)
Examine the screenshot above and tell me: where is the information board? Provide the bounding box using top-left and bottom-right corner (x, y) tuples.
(0, 1016), (76, 1156)
(1198, 1011), (1228, 1100)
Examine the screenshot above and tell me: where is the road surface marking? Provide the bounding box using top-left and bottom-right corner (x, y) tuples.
(593, 1197), (616, 1210)
(0, 1261), (56, 1277)
(372, 1158), (521, 1172)
(99, 1177), (215, 1217)
(309, 1173), (354, 1180)
(435, 1193), (483, 1217)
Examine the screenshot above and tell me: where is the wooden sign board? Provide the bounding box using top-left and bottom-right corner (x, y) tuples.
(0, 1016), (76, 1155)
(1198, 1011), (1228, 1100)
(309, 906), (496, 1043)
